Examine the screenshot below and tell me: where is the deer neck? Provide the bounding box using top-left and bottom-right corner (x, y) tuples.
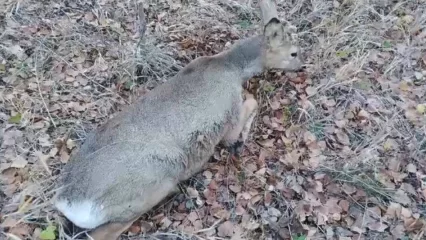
(221, 35), (265, 83)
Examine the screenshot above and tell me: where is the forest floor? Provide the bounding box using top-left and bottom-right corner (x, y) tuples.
(1, 0), (426, 239)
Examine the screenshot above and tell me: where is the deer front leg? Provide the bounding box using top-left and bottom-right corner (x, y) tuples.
(223, 95), (258, 156)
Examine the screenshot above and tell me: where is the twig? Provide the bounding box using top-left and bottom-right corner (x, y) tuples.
(36, 151), (52, 176)
(35, 54), (57, 128)
(136, 1), (147, 40)
(194, 218), (223, 234)
(17, 196), (34, 213)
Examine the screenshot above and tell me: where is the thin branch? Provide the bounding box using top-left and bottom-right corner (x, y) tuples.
(35, 54), (57, 128)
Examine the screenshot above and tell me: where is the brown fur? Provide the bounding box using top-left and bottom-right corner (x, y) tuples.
(53, 1), (304, 239)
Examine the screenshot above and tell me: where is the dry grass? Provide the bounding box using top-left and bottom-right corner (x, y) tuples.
(1, 0), (426, 239)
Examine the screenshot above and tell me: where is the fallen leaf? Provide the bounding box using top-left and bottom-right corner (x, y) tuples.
(314, 181), (323, 192)
(40, 225), (56, 240)
(65, 77), (75, 82)
(235, 205), (246, 215)
(218, 221), (234, 237)
(393, 189), (411, 205)
(401, 207), (412, 218)
(303, 131), (316, 145)
(230, 226), (244, 240)
(350, 214), (367, 234)
(342, 183), (357, 195)
(268, 207), (281, 217)
(404, 217), (425, 232)
(390, 224), (405, 239)
(38, 135), (52, 147)
(229, 185), (241, 193)
(2, 130), (23, 147)
(8, 113), (22, 124)
(336, 50), (350, 58)
(406, 163), (417, 173)
(365, 98), (383, 113)
(186, 187), (199, 198)
(33, 228), (42, 239)
(385, 202), (402, 219)
(60, 149), (70, 163)
(367, 222), (388, 232)
(335, 119), (347, 128)
(357, 109), (369, 120)
(401, 15), (415, 24)
(66, 139), (76, 150)
(193, 220), (203, 231)
(5, 45), (27, 60)
(335, 130), (350, 146)
(400, 183), (416, 196)
(241, 214), (260, 230)
(399, 81), (410, 91)
(339, 200), (349, 212)
(68, 102), (87, 112)
(323, 99), (336, 107)
(0, 217), (18, 228)
(94, 56), (109, 71)
(270, 100), (280, 110)
(159, 217), (172, 229)
(307, 155), (324, 168)
(259, 139), (275, 148)
(9, 223), (31, 238)
(335, 227), (352, 237)
(382, 40), (392, 49)
(187, 211), (198, 223)
(11, 156), (28, 168)
(416, 104), (426, 114)
(84, 12), (95, 21)
(383, 138), (398, 151)
(293, 234), (307, 240)
(203, 170), (213, 179)
(128, 223), (141, 234)
(305, 86), (317, 96)
(264, 192), (272, 206)
(250, 194), (262, 205)
(280, 149), (302, 166)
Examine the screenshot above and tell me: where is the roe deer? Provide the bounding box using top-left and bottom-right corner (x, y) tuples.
(53, 0), (304, 239)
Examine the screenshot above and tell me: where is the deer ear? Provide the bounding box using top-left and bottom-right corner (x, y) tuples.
(264, 17), (286, 48)
(265, 17), (280, 26)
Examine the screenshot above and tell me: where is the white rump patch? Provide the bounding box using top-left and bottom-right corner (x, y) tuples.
(55, 200), (104, 229)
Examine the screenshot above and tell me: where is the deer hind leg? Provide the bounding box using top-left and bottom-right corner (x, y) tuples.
(86, 218), (137, 240)
(223, 95), (258, 156)
(86, 179), (177, 240)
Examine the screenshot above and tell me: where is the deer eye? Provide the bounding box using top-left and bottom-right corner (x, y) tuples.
(291, 52), (298, 57)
